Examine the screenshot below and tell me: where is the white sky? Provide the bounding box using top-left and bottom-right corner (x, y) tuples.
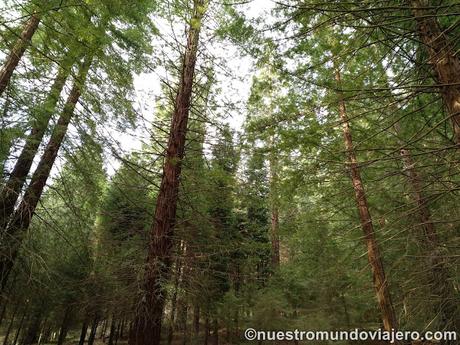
(0, 0), (276, 177)
(108, 0), (276, 173)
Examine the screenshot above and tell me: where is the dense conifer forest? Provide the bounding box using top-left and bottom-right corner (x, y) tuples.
(0, 0), (459, 344)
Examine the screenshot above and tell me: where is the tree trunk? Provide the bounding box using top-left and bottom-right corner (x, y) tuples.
(115, 320), (121, 345)
(100, 319), (107, 340)
(211, 319), (218, 345)
(40, 323), (51, 344)
(13, 310), (27, 345)
(108, 317), (116, 345)
(119, 319), (124, 340)
(193, 305), (199, 336)
(0, 300), (7, 327)
(128, 3), (206, 345)
(410, 0), (460, 144)
(0, 54), (93, 292)
(37, 317), (48, 345)
(0, 62), (71, 230)
(87, 316), (99, 345)
(0, 13), (40, 95)
(203, 316), (209, 345)
(78, 318), (89, 345)
(22, 311), (42, 345)
(394, 123), (459, 332)
(56, 308), (72, 345)
(335, 68), (398, 333)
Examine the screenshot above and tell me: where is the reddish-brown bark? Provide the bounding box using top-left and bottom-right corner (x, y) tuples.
(0, 63), (71, 230)
(128, 3), (206, 345)
(335, 69), (398, 333)
(410, 0), (460, 144)
(0, 13), (40, 95)
(0, 55), (92, 291)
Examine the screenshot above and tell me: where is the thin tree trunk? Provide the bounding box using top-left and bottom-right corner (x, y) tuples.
(0, 13), (40, 95)
(22, 311), (42, 345)
(410, 0), (460, 144)
(101, 319), (107, 340)
(37, 317), (48, 345)
(78, 318), (89, 345)
(394, 122), (460, 332)
(0, 300), (7, 327)
(40, 323), (51, 344)
(120, 319), (125, 340)
(87, 316), (99, 345)
(0, 62), (71, 230)
(0, 54), (93, 292)
(128, 3), (207, 345)
(115, 320), (121, 345)
(56, 308), (72, 345)
(108, 317), (116, 345)
(211, 319), (218, 345)
(13, 310), (27, 345)
(203, 316), (209, 345)
(335, 68), (398, 332)
(193, 305), (199, 336)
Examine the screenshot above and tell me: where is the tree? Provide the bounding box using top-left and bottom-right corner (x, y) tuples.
(0, 8), (40, 95)
(129, 2), (208, 344)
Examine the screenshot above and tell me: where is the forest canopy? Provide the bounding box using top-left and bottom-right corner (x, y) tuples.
(0, 0), (459, 345)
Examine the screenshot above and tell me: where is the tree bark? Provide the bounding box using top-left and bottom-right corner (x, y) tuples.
(0, 300), (7, 327)
(87, 316), (99, 345)
(0, 62), (71, 231)
(0, 13), (40, 95)
(203, 315), (209, 345)
(410, 0), (460, 144)
(211, 319), (218, 345)
(13, 310), (27, 345)
(394, 123), (460, 333)
(22, 311), (42, 345)
(108, 317), (116, 345)
(193, 305), (200, 336)
(120, 319), (125, 340)
(128, 3), (206, 345)
(115, 320), (121, 345)
(0, 54), (93, 292)
(37, 317), (48, 345)
(40, 323), (51, 344)
(100, 319), (107, 340)
(335, 68), (398, 333)
(78, 318), (89, 345)
(56, 308), (72, 345)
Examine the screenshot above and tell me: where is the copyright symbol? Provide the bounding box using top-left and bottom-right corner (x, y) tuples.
(244, 328), (257, 341)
